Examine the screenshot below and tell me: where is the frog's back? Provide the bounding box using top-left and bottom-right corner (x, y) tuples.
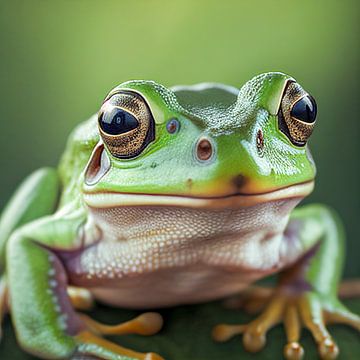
(171, 82), (238, 116)
(58, 115), (99, 206)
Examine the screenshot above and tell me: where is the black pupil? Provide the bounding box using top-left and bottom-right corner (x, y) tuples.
(290, 95), (317, 123)
(99, 107), (138, 135)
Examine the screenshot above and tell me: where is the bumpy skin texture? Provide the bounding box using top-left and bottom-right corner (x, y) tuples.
(0, 72), (358, 360)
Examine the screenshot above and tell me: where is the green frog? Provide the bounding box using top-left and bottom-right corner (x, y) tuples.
(0, 72), (359, 360)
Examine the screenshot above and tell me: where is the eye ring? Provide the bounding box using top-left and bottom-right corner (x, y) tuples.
(195, 137), (214, 162)
(98, 91), (155, 159)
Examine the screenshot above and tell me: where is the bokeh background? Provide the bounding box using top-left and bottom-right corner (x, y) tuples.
(0, 0), (359, 359)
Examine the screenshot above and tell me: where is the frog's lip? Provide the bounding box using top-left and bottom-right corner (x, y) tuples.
(83, 180), (314, 209)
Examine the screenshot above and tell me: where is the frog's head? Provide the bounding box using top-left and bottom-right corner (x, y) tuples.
(84, 72), (317, 209)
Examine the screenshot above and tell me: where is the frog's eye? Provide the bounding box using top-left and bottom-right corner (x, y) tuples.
(98, 91), (155, 159)
(278, 82), (317, 146)
(99, 108), (138, 135)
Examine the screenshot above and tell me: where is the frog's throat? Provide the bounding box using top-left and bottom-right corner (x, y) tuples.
(83, 181), (314, 209)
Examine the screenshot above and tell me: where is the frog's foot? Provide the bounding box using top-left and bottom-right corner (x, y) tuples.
(74, 312), (164, 360)
(213, 290), (360, 360)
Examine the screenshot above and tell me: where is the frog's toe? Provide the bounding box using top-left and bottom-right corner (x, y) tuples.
(298, 295), (342, 360)
(212, 323), (267, 352)
(213, 290), (359, 360)
(212, 324), (246, 342)
(283, 342), (304, 360)
(80, 312), (163, 336)
(75, 330), (164, 360)
(290, 293), (360, 359)
(213, 294), (285, 352)
(73, 312), (164, 360)
(283, 304), (304, 360)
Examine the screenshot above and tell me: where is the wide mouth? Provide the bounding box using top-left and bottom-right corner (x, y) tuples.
(83, 180), (314, 209)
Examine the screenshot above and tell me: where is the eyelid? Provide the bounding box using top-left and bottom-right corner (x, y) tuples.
(268, 79), (294, 116)
(104, 87), (168, 125)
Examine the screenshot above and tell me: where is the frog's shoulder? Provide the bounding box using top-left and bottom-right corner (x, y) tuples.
(58, 115), (99, 202)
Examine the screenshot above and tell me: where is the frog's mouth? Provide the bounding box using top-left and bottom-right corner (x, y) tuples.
(83, 180), (314, 209)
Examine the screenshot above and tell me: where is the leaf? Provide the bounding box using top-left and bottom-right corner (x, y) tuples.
(1, 299), (359, 359)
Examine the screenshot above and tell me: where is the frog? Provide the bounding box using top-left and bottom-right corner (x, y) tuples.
(0, 72), (359, 360)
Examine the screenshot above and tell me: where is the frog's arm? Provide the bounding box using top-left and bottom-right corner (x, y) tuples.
(6, 214), (81, 357)
(279, 204), (359, 357)
(6, 209), (162, 360)
(214, 204), (360, 359)
(289, 203), (346, 300)
(0, 167), (59, 272)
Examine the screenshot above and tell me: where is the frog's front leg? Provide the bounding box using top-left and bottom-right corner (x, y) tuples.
(213, 204), (360, 360)
(6, 214), (164, 360)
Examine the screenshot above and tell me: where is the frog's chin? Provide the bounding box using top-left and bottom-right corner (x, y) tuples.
(83, 180), (314, 209)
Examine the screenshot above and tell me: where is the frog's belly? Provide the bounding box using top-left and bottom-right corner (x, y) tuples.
(65, 199), (303, 308)
(89, 266), (269, 308)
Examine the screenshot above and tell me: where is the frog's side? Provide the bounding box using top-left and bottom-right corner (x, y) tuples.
(0, 72), (359, 360)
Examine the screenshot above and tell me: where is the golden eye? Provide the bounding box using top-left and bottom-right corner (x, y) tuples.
(98, 91), (155, 159)
(278, 82), (317, 146)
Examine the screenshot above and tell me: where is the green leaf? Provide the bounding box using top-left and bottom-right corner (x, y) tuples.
(1, 299), (359, 359)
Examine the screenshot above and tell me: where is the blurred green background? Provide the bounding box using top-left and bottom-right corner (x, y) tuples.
(0, 0), (359, 359)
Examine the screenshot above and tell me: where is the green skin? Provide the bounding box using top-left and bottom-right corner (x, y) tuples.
(0, 72), (356, 359)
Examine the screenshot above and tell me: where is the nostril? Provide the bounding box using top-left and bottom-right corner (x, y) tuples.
(85, 144), (111, 186)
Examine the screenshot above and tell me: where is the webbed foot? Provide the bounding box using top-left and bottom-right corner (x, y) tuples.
(74, 312), (164, 360)
(66, 286), (164, 359)
(213, 288), (360, 360)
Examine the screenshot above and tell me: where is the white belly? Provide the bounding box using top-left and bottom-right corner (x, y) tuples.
(66, 199), (304, 308)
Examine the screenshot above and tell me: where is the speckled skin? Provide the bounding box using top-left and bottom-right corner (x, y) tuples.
(67, 199), (301, 308)
(0, 72), (358, 359)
